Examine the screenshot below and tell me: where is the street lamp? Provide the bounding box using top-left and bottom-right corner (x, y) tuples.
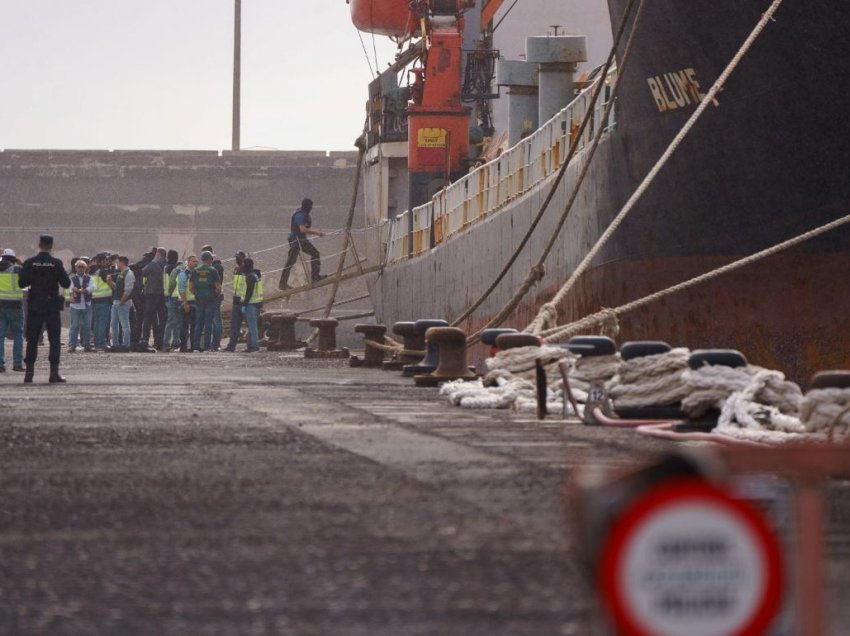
(232, 0), (241, 151)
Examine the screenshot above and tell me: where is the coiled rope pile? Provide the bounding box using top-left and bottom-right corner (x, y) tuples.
(606, 348), (690, 409)
(438, 344), (850, 445)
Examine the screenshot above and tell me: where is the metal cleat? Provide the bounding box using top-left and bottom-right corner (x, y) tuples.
(304, 318), (350, 359)
(350, 324), (388, 368)
(414, 327), (478, 387)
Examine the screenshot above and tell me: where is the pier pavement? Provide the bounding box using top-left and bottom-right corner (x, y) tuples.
(1, 348), (848, 634)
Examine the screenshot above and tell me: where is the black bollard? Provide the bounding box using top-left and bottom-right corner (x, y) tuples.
(402, 319), (448, 377)
(305, 318), (350, 359)
(414, 327), (477, 387)
(350, 324), (388, 368)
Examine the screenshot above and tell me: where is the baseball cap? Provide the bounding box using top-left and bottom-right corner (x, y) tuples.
(200, 250), (213, 261)
(2, 248), (15, 258)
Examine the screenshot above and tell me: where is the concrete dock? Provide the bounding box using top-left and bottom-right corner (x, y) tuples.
(1, 348), (848, 635)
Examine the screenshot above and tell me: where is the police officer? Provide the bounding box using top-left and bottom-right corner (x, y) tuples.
(18, 235), (71, 383)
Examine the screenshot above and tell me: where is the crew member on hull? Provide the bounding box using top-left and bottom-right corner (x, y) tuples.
(278, 198), (326, 290)
(18, 235), (71, 383)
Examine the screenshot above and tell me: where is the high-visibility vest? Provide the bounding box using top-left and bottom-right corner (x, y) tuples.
(232, 271), (246, 301)
(91, 271), (112, 301)
(0, 270), (22, 301)
(173, 269), (195, 302)
(246, 278), (263, 304)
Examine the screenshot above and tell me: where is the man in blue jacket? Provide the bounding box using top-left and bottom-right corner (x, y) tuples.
(278, 198), (326, 290)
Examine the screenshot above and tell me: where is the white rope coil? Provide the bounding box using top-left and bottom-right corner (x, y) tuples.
(714, 369), (806, 444)
(440, 376), (533, 410)
(681, 365), (761, 418)
(572, 354), (620, 385)
(484, 345), (571, 382)
(607, 348), (691, 408)
(800, 388), (850, 439)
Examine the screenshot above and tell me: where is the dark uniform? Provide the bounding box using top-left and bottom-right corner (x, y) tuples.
(279, 200), (321, 290)
(18, 236), (71, 382)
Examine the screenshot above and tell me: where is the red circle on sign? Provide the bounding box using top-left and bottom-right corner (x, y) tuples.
(597, 478), (784, 636)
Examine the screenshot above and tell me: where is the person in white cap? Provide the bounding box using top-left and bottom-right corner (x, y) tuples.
(0, 248), (25, 372)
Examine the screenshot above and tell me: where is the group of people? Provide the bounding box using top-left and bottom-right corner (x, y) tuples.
(0, 198), (329, 383)
(0, 235), (265, 383)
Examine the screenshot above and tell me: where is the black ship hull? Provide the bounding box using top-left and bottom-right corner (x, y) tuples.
(370, 0), (850, 384)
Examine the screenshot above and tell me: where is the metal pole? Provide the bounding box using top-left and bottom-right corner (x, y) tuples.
(232, 0), (241, 151)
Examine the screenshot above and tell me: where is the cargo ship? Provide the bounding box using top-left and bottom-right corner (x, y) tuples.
(348, 0), (850, 384)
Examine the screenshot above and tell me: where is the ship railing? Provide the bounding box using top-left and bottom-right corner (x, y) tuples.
(385, 65), (617, 265)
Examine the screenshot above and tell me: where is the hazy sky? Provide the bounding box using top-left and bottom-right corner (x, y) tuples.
(0, 0), (398, 152)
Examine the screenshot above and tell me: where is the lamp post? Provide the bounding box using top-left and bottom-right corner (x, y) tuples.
(232, 0), (241, 151)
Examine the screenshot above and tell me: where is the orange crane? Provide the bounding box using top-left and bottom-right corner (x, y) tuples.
(348, 1), (476, 210)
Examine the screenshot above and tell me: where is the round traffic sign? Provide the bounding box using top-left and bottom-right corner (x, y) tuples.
(598, 479), (784, 636)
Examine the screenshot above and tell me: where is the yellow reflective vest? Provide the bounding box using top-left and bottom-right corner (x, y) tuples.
(91, 271), (113, 301)
(0, 269), (23, 302)
(232, 271), (246, 302)
(245, 277), (263, 304)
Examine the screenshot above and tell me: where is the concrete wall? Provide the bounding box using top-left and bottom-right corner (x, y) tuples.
(0, 149), (363, 264)
(0, 149), (373, 342)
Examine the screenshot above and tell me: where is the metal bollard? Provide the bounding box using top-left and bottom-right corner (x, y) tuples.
(266, 312), (306, 351)
(481, 328), (518, 356)
(304, 318), (350, 359)
(810, 370), (850, 390)
(568, 335), (617, 425)
(402, 319), (448, 377)
(350, 324), (387, 368)
(383, 321), (425, 371)
(414, 327), (478, 387)
(494, 333), (542, 351)
(613, 341), (686, 421)
(687, 349), (748, 370)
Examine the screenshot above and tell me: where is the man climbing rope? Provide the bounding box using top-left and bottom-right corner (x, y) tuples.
(278, 198), (326, 290)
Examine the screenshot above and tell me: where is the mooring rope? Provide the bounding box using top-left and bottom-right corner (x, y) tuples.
(526, 0), (786, 335)
(457, 0), (647, 345)
(448, 0), (641, 329)
(536, 212), (850, 342)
